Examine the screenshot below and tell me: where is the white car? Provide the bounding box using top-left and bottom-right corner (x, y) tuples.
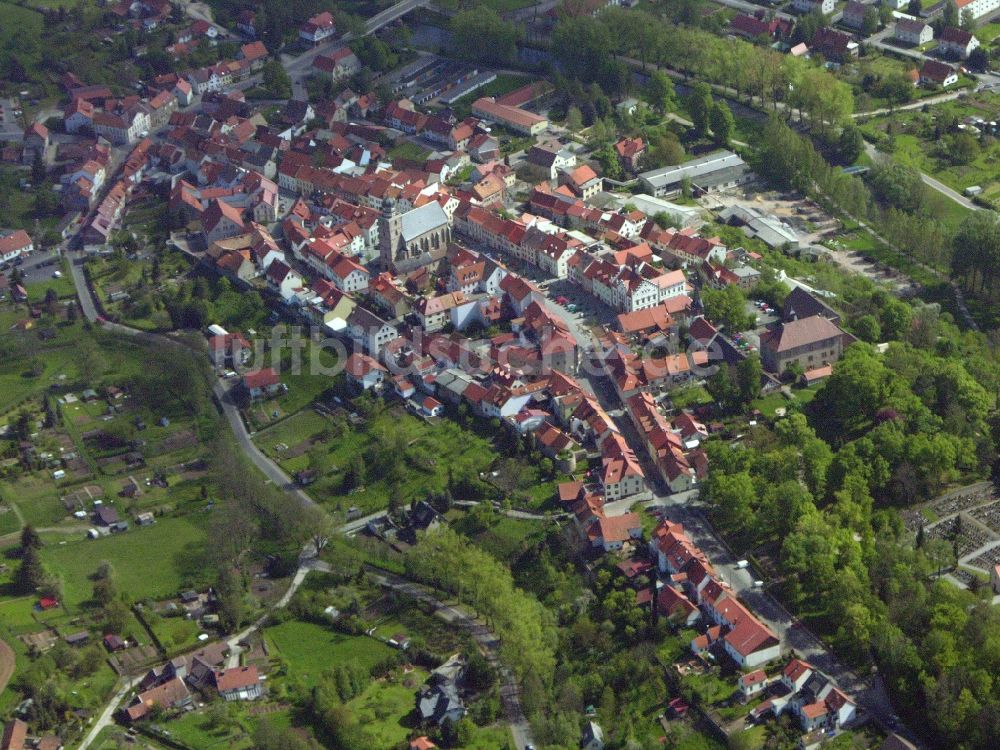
(52, 270), (62, 278)
(735, 559), (749, 569)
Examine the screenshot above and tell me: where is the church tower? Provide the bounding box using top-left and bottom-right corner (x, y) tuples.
(378, 196), (402, 270)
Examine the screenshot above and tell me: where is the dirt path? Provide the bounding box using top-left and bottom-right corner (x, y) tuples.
(0, 639), (16, 695)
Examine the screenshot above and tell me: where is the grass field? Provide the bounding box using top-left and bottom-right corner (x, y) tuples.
(162, 707), (254, 750)
(342, 669), (426, 747)
(387, 141), (431, 162)
(258, 404), (496, 515)
(265, 620), (395, 689)
(40, 514), (210, 610)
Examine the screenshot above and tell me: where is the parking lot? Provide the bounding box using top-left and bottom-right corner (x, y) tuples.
(2, 248), (64, 284)
(0, 98), (23, 141)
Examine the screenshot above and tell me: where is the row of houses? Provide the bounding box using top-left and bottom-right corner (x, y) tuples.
(123, 642), (263, 722)
(650, 518), (783, 669)
(81, 139), (153, 247)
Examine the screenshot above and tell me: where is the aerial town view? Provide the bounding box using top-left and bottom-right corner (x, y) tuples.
(3, 0), (1000, 748)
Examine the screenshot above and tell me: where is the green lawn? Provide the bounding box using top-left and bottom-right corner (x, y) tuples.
(387, 141), (431, 162)
(343, 670), (427, 747)
(752, 385), (821, 418)
(259, 404), (496, 515)
(976, 22), (1000, 41)
(265, 620), (396, 689)
(39, 514), (210, 610)
(160, 707), (253, 750)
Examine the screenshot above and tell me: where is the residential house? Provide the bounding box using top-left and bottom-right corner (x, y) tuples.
(759, 315), (848, 374)
(895, 19), (933, 46)
(938, 26), (980, 58)
(614, 137), (646, 172)
(299, 11), (336, 44)
(213, 666), (263, 701)
(22, 122), (52, 166)
(783, 287), (841, 324)
(526, 141), (577, 180)
(0, 230), (33, 264)
(202, 199), (247, 243)
(559, 164), (602, 201)
(266, 260), (304, 302)
(92, 108), (149, 145)
(313, 48), (361, 81)
(64, 98), (95, 134)
(242, 368), (284, 400)
(581, 721), (605, 750)
(810, 27), (859, 61)
(841, 1), (868, 29)
(417, 681), (466, 726)
(346, 352), (387, 390)
(588, 513), (643, 552)
(729, 12), (792, 39)
(468, 132), (500, 163)
(921, 59), (959, 87)
(236, 9), (257, 38)
(124, 677), (192, 721)
(346, 306), (399, 356)
(739, 669), (768, 700)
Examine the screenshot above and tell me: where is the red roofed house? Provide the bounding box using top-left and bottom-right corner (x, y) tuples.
(22, 122), (52, 166)
(418, 396), (444, 418)
(920, 59), (959, 87)
(410, 738), (438, 750)
(125, 677), (192, 721)
(587, 512), (642, 552)
(242, 367), (284, 400)
(202, 199), (247, 243)
(313, 47), (361, 81)
(299, 11), (336, 44)
(345, 352), (387, 391)
(1, 719), (27, 750)
(938, 26), (980, 59)
(614, 137), (646, 171)
(64, 98), (95, 134)
(0, 230), (33, 264)
(559, 164), (602, 201)
(739, 669), (768, 700)
(213, 665), (263, 701)
(953, 0), (999, 21)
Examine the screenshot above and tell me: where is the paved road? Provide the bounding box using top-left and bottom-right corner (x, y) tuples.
(863, 142), (978, 210)
(213, 379), (317, 508)
(367, 569), (535, 750)
(853, 89), (962, 118)
(76, 675), (145, 750)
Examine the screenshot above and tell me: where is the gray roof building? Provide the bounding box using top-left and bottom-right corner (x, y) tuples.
(639, 150), (751, 197)
(401, 201), (449, 243)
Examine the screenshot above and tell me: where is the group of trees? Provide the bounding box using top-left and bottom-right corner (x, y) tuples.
(702, 291), (1000, 747)
(549, 7), (854, 131)
(450, 8), (520, 66)
(687, 82), (734, 146)
(405, 527), (556, 682)
(951, 210), (1000, 295)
